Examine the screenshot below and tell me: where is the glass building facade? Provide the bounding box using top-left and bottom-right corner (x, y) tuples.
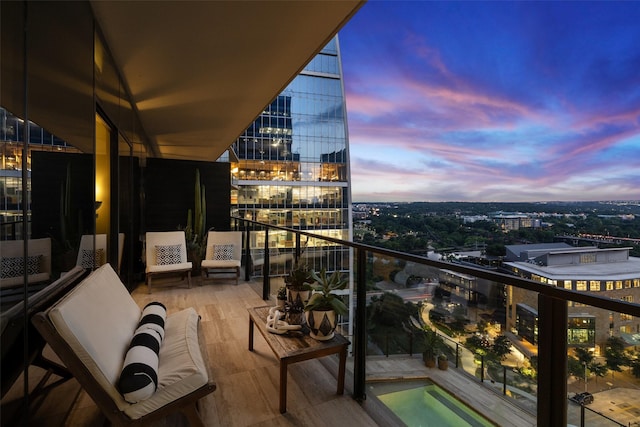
(1, 108), (82, 240)
(231, 38), (352, 275)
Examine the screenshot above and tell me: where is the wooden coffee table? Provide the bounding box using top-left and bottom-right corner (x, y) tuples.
(248, 306), (350, 413)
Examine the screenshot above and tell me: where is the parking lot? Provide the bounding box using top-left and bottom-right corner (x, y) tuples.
(568, 388), (640, 427)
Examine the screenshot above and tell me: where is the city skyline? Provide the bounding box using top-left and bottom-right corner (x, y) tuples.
(339, 1), (640, 203)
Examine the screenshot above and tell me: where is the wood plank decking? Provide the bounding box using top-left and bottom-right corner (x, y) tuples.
(1, 276), (535, 426)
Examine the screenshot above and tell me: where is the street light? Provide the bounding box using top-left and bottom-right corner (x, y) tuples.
(583, 361), (588, 392)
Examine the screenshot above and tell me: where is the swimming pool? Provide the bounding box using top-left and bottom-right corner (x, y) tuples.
(369, 379), (494, 427)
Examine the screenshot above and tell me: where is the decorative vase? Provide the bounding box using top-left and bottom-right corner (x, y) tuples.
(287, 289), (311, 308)
(286, 310), (304, 326)
(305, 309), (337, 341)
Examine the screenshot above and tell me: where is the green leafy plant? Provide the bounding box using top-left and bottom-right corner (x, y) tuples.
(284, 263), (313, 291)
(408, 313), (447, 364)
(304, 268), (348, 316)
(277, 286), (287, 300)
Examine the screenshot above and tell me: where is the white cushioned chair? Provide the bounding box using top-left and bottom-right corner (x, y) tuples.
(31, 264), (215, 426)
(76, 233), (126, 272)
(201, 231), (242, 285)
(145, 231), (192, 294)
(0, 238), (51, 289)
(75, 234), (107, 270)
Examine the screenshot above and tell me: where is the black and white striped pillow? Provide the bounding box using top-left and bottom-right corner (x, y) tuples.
(118, 302), (167, 403)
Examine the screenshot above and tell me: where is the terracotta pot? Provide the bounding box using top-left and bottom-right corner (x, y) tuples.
(305, 309), (337, 341)
(423, 355), (436, 368)
(438, 357), (448, 370)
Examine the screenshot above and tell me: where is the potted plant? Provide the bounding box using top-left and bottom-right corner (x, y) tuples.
(183, 169), (207, 275)
(284, 263), (313, 308)
(438, 354), (449, 370)
(304, 268), (348, 341)
(411, 317), (446, 368)
(276, 286), (287, 309)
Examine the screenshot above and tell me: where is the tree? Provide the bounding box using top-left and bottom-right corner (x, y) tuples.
(491, 335), (512, 361)
(568, 356), (584, 379)
(589, 362), (608, 385)
(466, 334), (491, 361)
(476, 319), (488, 334)
(451, 305), (468, 332)
(574, 347), (594, 366)
(604, 336), (630, 379)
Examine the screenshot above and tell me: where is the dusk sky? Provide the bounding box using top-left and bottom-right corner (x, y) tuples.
(338, 1), (640, 203)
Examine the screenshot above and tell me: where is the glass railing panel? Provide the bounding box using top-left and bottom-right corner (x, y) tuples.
(566, 299), (640, 427)
(234, 217), (640, 427)
(363, 254), (543, 420)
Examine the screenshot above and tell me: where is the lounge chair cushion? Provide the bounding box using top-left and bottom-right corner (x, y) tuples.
(47, 265), (209, 419)
(0, 238), (51, 288)
(48, 265), (141, 411)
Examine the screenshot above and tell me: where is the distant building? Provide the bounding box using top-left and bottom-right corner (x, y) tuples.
(230, 38), (352, 275)
(462, 215), (489, 224)
(503, 243), (640, 353)
(490, 212), (540, 231)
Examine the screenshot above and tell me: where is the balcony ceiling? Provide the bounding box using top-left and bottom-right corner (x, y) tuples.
(90, 1), (364, 162)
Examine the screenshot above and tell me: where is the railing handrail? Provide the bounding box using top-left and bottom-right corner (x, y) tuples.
(235, 217), (640, 317)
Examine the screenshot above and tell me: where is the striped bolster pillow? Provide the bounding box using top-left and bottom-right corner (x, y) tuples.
(118, 302), (167, 403)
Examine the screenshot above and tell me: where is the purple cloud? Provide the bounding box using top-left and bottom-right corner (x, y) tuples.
(340, 1), (640, 202)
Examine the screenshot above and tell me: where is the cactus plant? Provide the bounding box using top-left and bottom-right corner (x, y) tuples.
(183, 169), (207, 268)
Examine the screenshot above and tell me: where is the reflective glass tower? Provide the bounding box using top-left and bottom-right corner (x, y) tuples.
(231, 37), (352, 276)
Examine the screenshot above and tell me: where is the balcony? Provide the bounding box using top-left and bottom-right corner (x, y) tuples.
(2, 219), (639, 426)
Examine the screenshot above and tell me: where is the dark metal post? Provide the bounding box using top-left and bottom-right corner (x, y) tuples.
(295, 233), (301, 264)
(480, 356), (484, 383)
(580, 404), (585, 427)
(537, 294), (568, 427)
(262, 229), (269, 300)
(409, 332), (413, 356)
(455, 343), (459, 368)
(503, 365), (507, 395)
(353, 248), (367, 402)
(244, 224), (251, 281)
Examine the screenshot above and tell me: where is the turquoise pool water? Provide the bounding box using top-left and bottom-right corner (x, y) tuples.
(371, 380), (494, 427)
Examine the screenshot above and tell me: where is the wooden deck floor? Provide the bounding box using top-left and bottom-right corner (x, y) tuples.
(1, 276), (536, 426)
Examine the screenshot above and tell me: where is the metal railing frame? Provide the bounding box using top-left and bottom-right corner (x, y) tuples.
(233, 217), (640, 426)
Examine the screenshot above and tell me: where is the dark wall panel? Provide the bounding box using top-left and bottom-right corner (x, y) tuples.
(1, 1), (25, 117)
(119, 155), (142, 286)
(144, 159), (230, 233)
(31, 152), (94, 273)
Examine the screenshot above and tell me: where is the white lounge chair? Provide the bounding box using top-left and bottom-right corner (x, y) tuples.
(75, 233), (125, 272)
(76, 234), (107, 270)
(145, 231), (192, 293)
(0, 238), (51, 289)
(201, 231), (242, 285)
